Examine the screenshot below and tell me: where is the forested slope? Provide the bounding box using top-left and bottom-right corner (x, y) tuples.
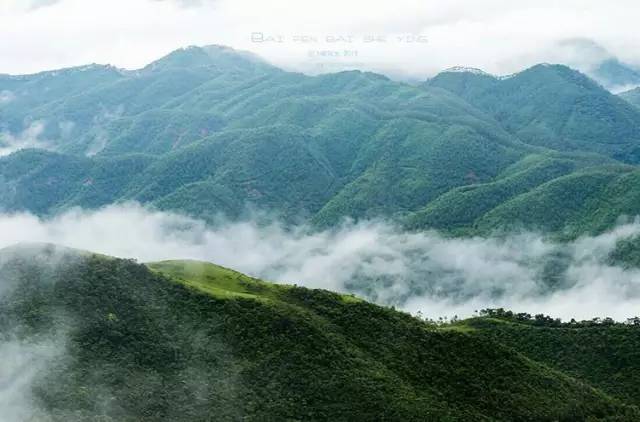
(1, 244), (639, 421)
(3, 47), (640, 235)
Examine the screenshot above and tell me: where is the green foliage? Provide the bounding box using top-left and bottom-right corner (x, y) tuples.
(0, 149), (155, 213)
(2, 247), (639, 421)
(3, 47), (640, 237)
(619, 87), (640, 110)
(427, 64), (640, 163)
(458, 310), (640, 408)
(406, 154), (581, 233)
(609, 235), (640, 268)
(474, 167), (628, 235)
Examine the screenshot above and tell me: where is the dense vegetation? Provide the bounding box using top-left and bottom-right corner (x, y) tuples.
(455, 309), (640, 408)
(2, 46), (640, 235)
(620, 87), (640, 110)
(4, 44), (640, 422)
(1, 244), (639, 421)
(426, 64), (640, 162)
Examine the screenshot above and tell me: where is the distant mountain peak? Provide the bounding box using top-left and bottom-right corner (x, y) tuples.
(553, 38), (640, 92)
(526, 63), (569, 71)
(144, 44), (275, 74)
(592, 58), (640, 93)
(434, 63), (592, 83)
(441, 66), (494, 76)
(3, 63), (123, 80)
(510, 63), (603, 88)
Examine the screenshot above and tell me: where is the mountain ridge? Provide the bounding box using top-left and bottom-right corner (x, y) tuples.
(3, 46), (640, 236)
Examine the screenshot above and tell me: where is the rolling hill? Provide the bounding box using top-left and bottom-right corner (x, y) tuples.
(1, 244), (639, 421)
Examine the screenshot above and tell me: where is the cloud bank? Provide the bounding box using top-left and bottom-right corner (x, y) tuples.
(0, 338), (63, 422)
(1, 0), (640, 79)
(1, 203), (640, 321)
(0, 121), (51, 157)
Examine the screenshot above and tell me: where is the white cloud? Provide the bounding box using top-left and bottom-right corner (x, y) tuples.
(0, 0), (60, 13)
(27, 0), (61, 10)
(0, 337), (63, 422)
(0, 90), (15, 105)
(1, 203), (640, 321)
(0, 0), (639, 78)
(152, 0), (217, 7)
(0, 121), (51, 157)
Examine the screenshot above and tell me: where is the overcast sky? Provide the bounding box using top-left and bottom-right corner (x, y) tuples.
(1, 0), (640, 78)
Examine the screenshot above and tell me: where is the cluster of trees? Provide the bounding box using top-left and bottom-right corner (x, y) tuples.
(467, 308), (640, 407)
(478, 307), (640, 327)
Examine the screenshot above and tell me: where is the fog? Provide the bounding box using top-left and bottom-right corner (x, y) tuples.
(2, 0), (640, 80)
(0, 240), (238, 421)
(0, 338), (62, 422)
(0, 90), (15, 105)
(0, 121), (51, 157)
(0, 202), (638, 420)
(1, 203), (639, 321)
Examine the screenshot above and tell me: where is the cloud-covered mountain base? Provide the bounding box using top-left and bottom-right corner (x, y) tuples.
(1, 203), (639, 321)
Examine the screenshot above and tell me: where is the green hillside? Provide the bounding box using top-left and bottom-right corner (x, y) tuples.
(620, 87), (640, 109)
(405, 153), (629, 235)
(1, 244), (639, 421)
(427, 65), (640, 163)
(408, 158), (640, 237)
(453, 310), (640, 408)
(591, 58), (640, 92)
(3, 47), (640, 235)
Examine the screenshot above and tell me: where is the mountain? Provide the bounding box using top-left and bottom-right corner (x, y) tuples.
(2, 244), (639, 421)
(2, 46), (640, 235)
(426, 64), (640, 163)
(142, 45), (274, 74)
(0, 47), (538, 224)
(553, 38), (640, 93)
(407, 156), (640, 237)
(620, 87), (640, 109)
(591, 58), (640, 92)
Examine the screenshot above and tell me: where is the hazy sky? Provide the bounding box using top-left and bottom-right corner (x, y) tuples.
(1, 0), (640, 78)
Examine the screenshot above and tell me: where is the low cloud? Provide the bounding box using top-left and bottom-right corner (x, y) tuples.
(1, 203), (640, 321)
(0, 90), (15, 105)
(0, 338), (63, 422)
(0, 121), (51, 157)
(84, 104), (124, 156)
(2, 1), (640, 79)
